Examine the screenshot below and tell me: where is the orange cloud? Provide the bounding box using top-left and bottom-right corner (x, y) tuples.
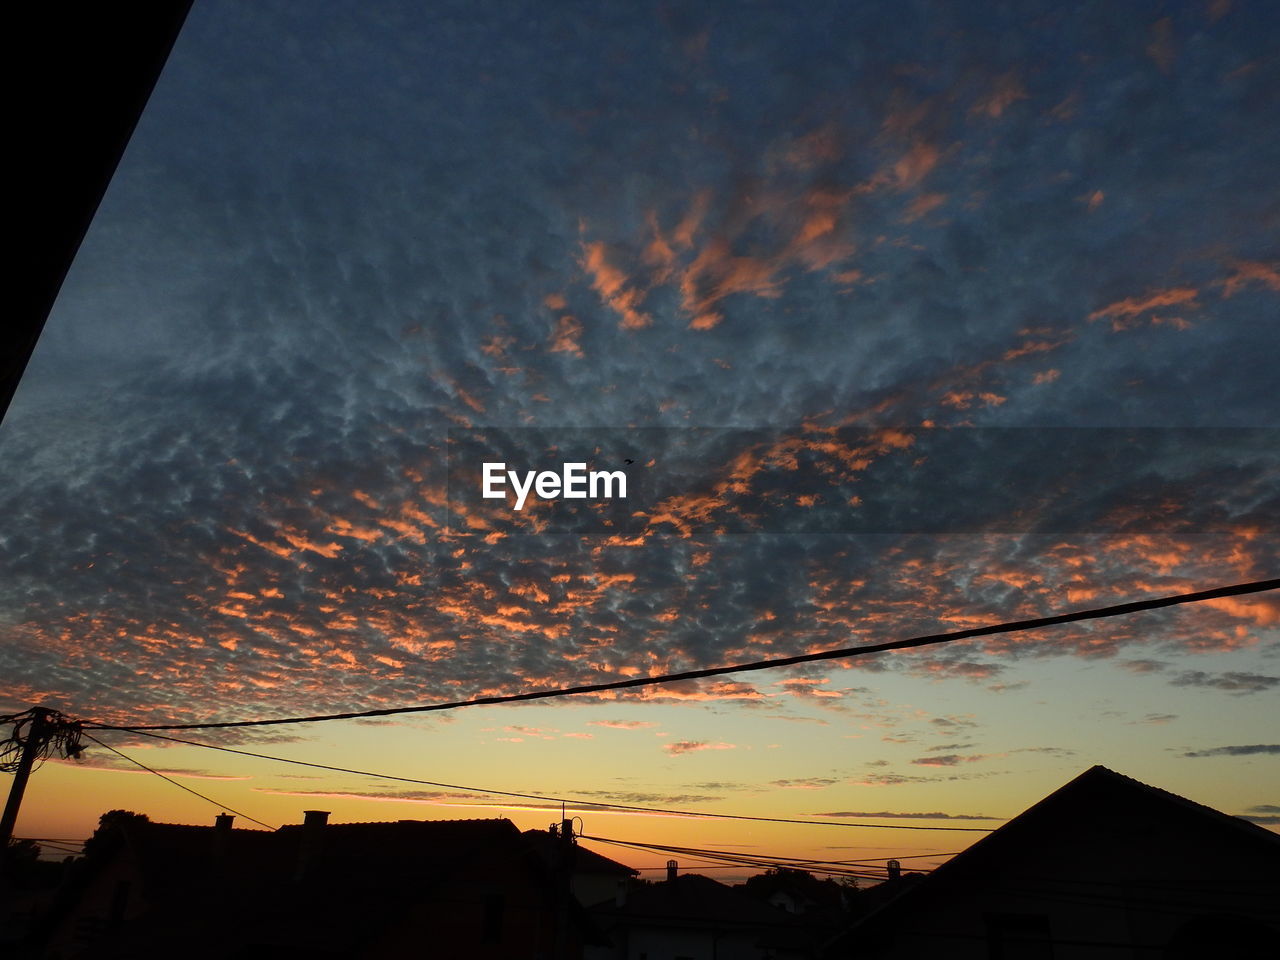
(673, 191), (710, 250)
(680, 239), (784, 330)
(780, 125), (843, 170)
(1221, 260), (1280, 297)
(455, 386), (485, 414)
(891, 141), (940, 190)
(904, 192), (947, 222)
(581, 241), (650, 329)
(970, 72), (1028, 118)
(549, 314), (584, 357)
(1200, 594), (1280, 627)
(1087, 287), (1199, 330)
(940, 390), (1006, 409)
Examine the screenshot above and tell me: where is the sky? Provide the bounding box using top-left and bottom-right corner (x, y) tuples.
(2, 0), (1277, 878)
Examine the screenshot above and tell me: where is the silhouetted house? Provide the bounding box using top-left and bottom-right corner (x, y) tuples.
(588, 868), (809, 960)
(739, 866), (852, 919)
(42, 813), (602, 959)
(523, 826), (640, 906)
(737, 867), (856, 956)
(825, 766), (1280, 959)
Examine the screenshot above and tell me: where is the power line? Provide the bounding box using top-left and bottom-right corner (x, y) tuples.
(835, 851), (961, 862)
(79, 732), (276, 830)
(585, 834), (905, 870)
(591, 845), (879, 880)
(91, 727), (995, 832)
(33, 842), (85, 857)
(83, 578), (1277, 732)
(581, 834), (899, 881)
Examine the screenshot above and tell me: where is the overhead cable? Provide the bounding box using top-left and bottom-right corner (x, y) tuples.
(80, 732), (276, 830)
(92, 727), (995, 832)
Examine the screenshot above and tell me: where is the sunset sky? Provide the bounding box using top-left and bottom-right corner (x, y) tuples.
(2, 0), (1277, 877)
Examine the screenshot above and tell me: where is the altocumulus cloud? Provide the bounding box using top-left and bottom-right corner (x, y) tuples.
(0, 0), (1277, 731)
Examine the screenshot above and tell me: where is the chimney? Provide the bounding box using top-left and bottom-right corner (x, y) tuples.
(211, 813), (234, 866)
(295, 810), (330, 882)
(887, 859), (901, 881)
(666, 859), (678, 883)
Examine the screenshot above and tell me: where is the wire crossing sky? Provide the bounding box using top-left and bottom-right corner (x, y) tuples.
(1, 0), (1277, 852)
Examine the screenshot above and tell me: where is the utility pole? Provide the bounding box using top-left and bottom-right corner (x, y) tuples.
(551, 817), (577, 960)
(1, 708), (50, 851)
(1, 707), (83, 881)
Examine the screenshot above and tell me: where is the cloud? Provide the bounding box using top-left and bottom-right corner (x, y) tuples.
(581, 241), (650, 330)
(566, 788), (726, 805)
(911, 754), (985, 767)
(60, 758), (252, 782)
(663, 741), (735, 756)
(770, 777), (840, 790)
(1240, 814), (1280, 825)
(0, 0), (1276, 753)
(1221, 260), (1280, 298)
(1119, 659), (1167, 674)
(254, 787), (489, 803)
(1087, 286), (1199, 331)
(929, 717), (980, 731)
(1181, 745), (1280, 758)
(850, 770), (1003, 786)
(587, 720), (660, 730)
(1170, 672), (1279, 695)
(969, 71), (1028, 119)
(813, 809), (998, 821)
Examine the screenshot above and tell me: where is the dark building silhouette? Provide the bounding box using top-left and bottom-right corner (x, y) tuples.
(27, 767), (1280, 959)
(825, 765), (1280, 959)
(588, 868), (810, 960)
(522, 826), (639, 906)
(41, 813), (603, 959)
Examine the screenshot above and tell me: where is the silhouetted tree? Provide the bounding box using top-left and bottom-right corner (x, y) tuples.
(740, 866), (850, 911)
(3, 837), (40, 868)
(81, 809), (150, 860)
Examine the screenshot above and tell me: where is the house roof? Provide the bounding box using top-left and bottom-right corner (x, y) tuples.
(521, 829), (639, 876)
(594, 873), (794, 929)
(60, 815), (598, 958)
(828, 765), (1280, 949)
(116, 816), (524, 897)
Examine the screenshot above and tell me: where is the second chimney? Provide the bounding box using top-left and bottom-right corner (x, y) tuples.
(295, 810), (330, 882)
